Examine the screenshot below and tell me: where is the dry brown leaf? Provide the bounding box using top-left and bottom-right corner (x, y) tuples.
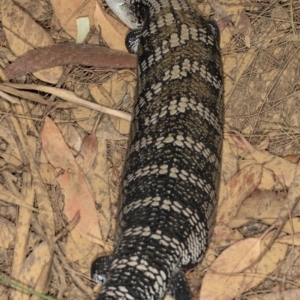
(90, 71), (136, 106)
(200, 238), (261, 300)
(223, 49), (256, 104)
(238, 158), (280, 191)
(235, 9), (251, 47)
(210, 0), (227, 20)
(256, 136), (270, 151)
(277, 233), (300, 246)
(263, 218), (300, 235)
(38, 163), (57, 185)
(86, 116), (123, 241)
(245, 232), (288, 291)
(1, 149), (22, 168)
(211, 223), (243, 247)
(247, 288), (300, 300)
(15, 0), (51, 20)
(58, 122), (83, 153)
(221, 139), (238, 183)
(76, 131), (98, 174)
(217, 164), (262, 224)
(234, 190), (285, 221)
(228, 189), (300, 229)
(90, 71), (135, 134)
(284, 154), (300, 164)
(2, 0), (63, 83)
(50, 0), (95, 39)
(218, 175), (228, 206)
(72, 106), (99, 131)
(0, 217), (15, 249)
(65, 228), (101, 262)
(10, 173), (35, 300)
(238, 134), (297, 188)
(94, 1), (128, 51)
(0, 184), (37, 211)
(227, 133), (248, 153)
(41, 117), (102, 244)
(111, 117), (131, 135)
(17, 241), (52, 300)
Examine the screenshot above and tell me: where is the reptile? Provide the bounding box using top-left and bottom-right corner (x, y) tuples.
(91, 0), (224, 298)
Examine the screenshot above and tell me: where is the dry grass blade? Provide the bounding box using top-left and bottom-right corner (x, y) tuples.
(0, 83), (63, 106)
(2, 83), (132, 121)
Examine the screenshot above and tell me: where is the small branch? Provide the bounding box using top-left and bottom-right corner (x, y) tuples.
(4, 44), (137, 80)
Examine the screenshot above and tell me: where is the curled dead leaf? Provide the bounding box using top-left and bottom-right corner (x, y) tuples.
(201, 238), (261, 300)
(217, 164), (262, 224)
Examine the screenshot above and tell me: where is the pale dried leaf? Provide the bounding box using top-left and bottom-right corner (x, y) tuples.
(2, 0), (63, 83)
(210, 0), (227, 20)
(238, 157), (281, 190)
(218, 175), (228, 206)
(0, 185), (37, 211)
(0, 217), (15, 249)
(76, 131), (98, 174)
(59, 123), (83, 153)
(76, 16), (90, 43)
(50, 0), (95, 39)
(223, 49), (256, 105)
(65, 228), (100, 262)
(0, 120), (22, 165)
(41, 117), (102, 244)
(38, 163), (57, 185)
(89, 71), (135, 134)
(0, 153), (22, 169)
(94, 1), (128, 51)
(90, 71), (135, 106)
(95, 114), (126, 140)
(247, 289), (300, 300)
(227, 133), (249, 153)
(263, 218), (300, 235)
(234, 190), (285, 220)
(245, 232), (288, 290)
(72, 106), (99, 131)
(90, 84), (113, 107)
(217, 164), (262, 224)
(221, 139), (238, 183)
(239, 134), (297, 188)
(200, 238), (261, 300)
(277, 233), (300, 246)
(222, 56), (237, 99)
(212, 223), (243, 247)
(284, 154), (300, 164)
(17, 241), (52, 300)
(86, 116), (119, 241)
(256, 136), (270, 151)
(111, 117), (131, 134)
(235, 9), (252, 47)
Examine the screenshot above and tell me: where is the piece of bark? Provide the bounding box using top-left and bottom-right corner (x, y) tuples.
(4, 44), (137, 80)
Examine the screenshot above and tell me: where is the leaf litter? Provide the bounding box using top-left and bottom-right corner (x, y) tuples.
(0, 0), (299, 300)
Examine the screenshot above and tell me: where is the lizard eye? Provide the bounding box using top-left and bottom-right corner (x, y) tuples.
(93, 272), (107, 285)
(91, 256), (111, 285)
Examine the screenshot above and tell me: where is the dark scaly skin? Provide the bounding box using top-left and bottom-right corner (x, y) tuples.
(92, 0), (223, 298)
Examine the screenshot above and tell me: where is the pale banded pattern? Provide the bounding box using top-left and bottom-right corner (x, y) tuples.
(92, 0), (223, 297)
